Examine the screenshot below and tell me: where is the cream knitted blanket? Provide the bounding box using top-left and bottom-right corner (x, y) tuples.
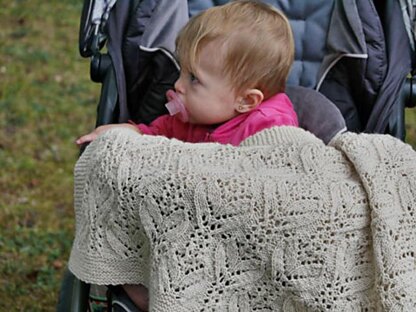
(69, 127), (416, 311)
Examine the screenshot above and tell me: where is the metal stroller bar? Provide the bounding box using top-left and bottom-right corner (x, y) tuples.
(79, 0), (116, 57)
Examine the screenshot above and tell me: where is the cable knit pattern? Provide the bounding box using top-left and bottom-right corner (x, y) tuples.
(69, 127), (416, 311)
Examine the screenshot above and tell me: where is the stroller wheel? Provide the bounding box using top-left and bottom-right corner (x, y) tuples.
(108, 286), (144, 312)
(57, 268), (90, 312)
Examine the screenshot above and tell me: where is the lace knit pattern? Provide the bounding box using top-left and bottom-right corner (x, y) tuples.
(69, 127), (416, 311)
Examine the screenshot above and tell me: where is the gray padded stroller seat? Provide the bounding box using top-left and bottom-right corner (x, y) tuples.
(189, 0), (413, 137)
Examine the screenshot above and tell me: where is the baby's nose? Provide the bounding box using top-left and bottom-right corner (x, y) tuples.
(174, 77), (185, 94)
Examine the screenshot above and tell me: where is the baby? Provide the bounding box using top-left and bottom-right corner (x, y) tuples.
(76, 0), (297, 148)
(76, 1), (297, 310)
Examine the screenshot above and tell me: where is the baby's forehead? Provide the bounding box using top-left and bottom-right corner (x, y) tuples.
(195, 40), (227, 73)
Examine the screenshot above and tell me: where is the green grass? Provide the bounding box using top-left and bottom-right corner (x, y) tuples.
(406, 107), (416, 144)
(0, 0), (97, 310)
(1, 1), (416, 311)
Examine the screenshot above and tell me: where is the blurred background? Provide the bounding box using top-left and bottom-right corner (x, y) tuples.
(1, 1), (416, 311)
(1, 1), (97, 310)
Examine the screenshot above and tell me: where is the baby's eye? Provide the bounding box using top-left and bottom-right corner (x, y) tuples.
(189, 73), (199, 84)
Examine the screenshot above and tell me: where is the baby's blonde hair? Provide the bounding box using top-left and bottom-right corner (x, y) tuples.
(176, 0), (294, 98)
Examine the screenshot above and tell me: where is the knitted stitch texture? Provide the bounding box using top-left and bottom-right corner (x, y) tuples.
(69, 126), (416, 311)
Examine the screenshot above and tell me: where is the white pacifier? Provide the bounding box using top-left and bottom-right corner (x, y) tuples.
(165, 90), (189, 123)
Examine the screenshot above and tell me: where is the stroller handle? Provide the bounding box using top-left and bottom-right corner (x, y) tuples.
(79, 0), (109, 57)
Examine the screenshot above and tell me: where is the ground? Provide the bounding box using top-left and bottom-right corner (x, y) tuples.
(1, 1), (416, 311)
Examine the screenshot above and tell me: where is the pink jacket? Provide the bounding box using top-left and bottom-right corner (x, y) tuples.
(136, 93), (298, 146)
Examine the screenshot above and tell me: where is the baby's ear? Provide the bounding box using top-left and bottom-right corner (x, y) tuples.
(235, 89), (264, 113)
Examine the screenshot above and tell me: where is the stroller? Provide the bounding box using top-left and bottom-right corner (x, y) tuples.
(58, 0), (416, 311)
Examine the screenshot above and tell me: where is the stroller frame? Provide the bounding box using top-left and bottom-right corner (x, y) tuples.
(58, 0), (416, 311)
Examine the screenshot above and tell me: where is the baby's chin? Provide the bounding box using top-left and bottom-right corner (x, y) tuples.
(185, 115), (198, 124)
(187, 119), (197, 125)
(187, 118), (207, 126)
